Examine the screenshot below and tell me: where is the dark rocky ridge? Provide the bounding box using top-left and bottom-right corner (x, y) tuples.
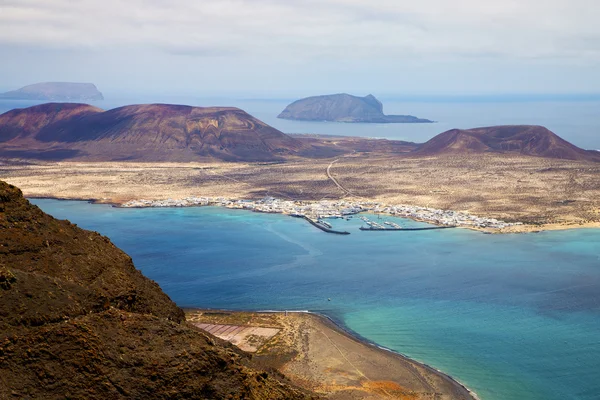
(0, 103), (310, 161)
(278, 93), (433, 123)
(0, 181), (313, 399)
(0, 82), (104, 101)
(415, 125), (600, 162)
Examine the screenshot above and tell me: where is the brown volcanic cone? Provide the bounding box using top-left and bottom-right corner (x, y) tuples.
(0, 103), (309, 161)
(415, 125), (600, 161)
(0, 103), (102, 143)
(0, 181), (312, 399)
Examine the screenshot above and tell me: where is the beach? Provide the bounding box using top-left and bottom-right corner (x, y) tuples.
(186, 310), (476, 400)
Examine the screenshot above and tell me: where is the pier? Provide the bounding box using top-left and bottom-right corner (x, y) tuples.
(359, 215), (456, 232)
(303, 216), (350, 235)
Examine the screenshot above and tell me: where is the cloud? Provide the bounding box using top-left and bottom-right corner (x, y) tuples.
(0, 0), (598, 63)
(1, 0), (599, 96)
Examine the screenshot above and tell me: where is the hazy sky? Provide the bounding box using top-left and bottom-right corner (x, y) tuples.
(1, 0), (599, 97)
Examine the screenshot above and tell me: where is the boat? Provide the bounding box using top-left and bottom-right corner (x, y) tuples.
(318, 220), (333, 228)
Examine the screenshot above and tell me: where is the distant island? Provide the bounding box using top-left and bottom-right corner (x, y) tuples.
(277, 93), (433, 123)
(0, 82), (103, 101)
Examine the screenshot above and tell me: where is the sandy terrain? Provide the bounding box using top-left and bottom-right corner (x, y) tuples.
(186, 310), (475, 400)
(192, 322), (281, 352)
(1, 153), (599, 232)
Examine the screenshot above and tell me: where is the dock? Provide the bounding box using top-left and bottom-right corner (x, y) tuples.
(304, 216), (350, 235)
(359, 216), (455, 231)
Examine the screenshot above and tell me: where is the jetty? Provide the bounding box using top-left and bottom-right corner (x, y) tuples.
(359, 216), (455, 232)
(304, 216), (350, 235)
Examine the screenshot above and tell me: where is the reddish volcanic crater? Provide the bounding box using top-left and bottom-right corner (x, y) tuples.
(415, 125), (600, 162)
(0, 104), (598, 162)
(0, 103), (308, 162)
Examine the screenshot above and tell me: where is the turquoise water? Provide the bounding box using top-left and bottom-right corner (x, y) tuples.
(31, 200), (600, 400)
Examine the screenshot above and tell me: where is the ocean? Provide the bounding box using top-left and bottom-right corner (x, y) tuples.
(1, 95), (600, 149)
(30, 200), (600, 400)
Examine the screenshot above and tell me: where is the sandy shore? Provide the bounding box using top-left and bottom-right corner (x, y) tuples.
(186, 309), (477, 400)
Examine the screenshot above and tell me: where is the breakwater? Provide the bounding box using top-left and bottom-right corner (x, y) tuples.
(304, 216), (350, 235)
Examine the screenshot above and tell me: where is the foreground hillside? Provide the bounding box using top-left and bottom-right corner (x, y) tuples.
(0, 103), (309, 161)
(416, 125), (600, 162)
(0, 180), (312, 399)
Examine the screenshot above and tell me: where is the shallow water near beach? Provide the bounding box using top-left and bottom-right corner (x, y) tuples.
(32, 199), (600, 400)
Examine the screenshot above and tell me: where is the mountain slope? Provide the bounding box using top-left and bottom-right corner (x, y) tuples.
(0, 82), (104, 101)
(0, 181), (313, 399)
(0, 103), (309, 161)
(278, 93), (432, 123)
(415, 125), (600, 161)
(0, 103), (103, 143)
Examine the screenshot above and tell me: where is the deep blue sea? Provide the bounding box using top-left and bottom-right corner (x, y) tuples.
(30, 200), (600, 400)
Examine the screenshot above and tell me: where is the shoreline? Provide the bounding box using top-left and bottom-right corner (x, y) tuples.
(185, 307), (479, 400)
(27, 194), (600, 235)
(300, 310), (481, 400)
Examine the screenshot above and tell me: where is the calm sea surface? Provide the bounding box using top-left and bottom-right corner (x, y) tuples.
(30, 200), (600, 400)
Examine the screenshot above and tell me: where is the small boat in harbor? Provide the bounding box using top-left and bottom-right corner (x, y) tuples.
(318, 219), (333, 228)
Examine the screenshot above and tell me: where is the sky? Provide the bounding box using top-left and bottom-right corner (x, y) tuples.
(1, 0), (599, 98)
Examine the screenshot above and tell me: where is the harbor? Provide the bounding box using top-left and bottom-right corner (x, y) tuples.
(121, 196), (522, 231)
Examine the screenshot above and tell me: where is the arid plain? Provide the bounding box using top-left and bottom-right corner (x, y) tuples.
(2, 151), (599, 233)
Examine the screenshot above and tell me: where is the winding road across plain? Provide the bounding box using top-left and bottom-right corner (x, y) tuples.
(326, 159), (351, 195)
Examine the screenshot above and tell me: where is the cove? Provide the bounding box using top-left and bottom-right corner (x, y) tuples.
(31, 199), (600, 400)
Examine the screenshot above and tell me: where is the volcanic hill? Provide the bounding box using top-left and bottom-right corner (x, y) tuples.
(415, 125), (600, 162)
(0, 82), (104, 101)
(0, 103), (309, 161)
(0, 180), (312, 399)
(278, 93), (432, 123)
